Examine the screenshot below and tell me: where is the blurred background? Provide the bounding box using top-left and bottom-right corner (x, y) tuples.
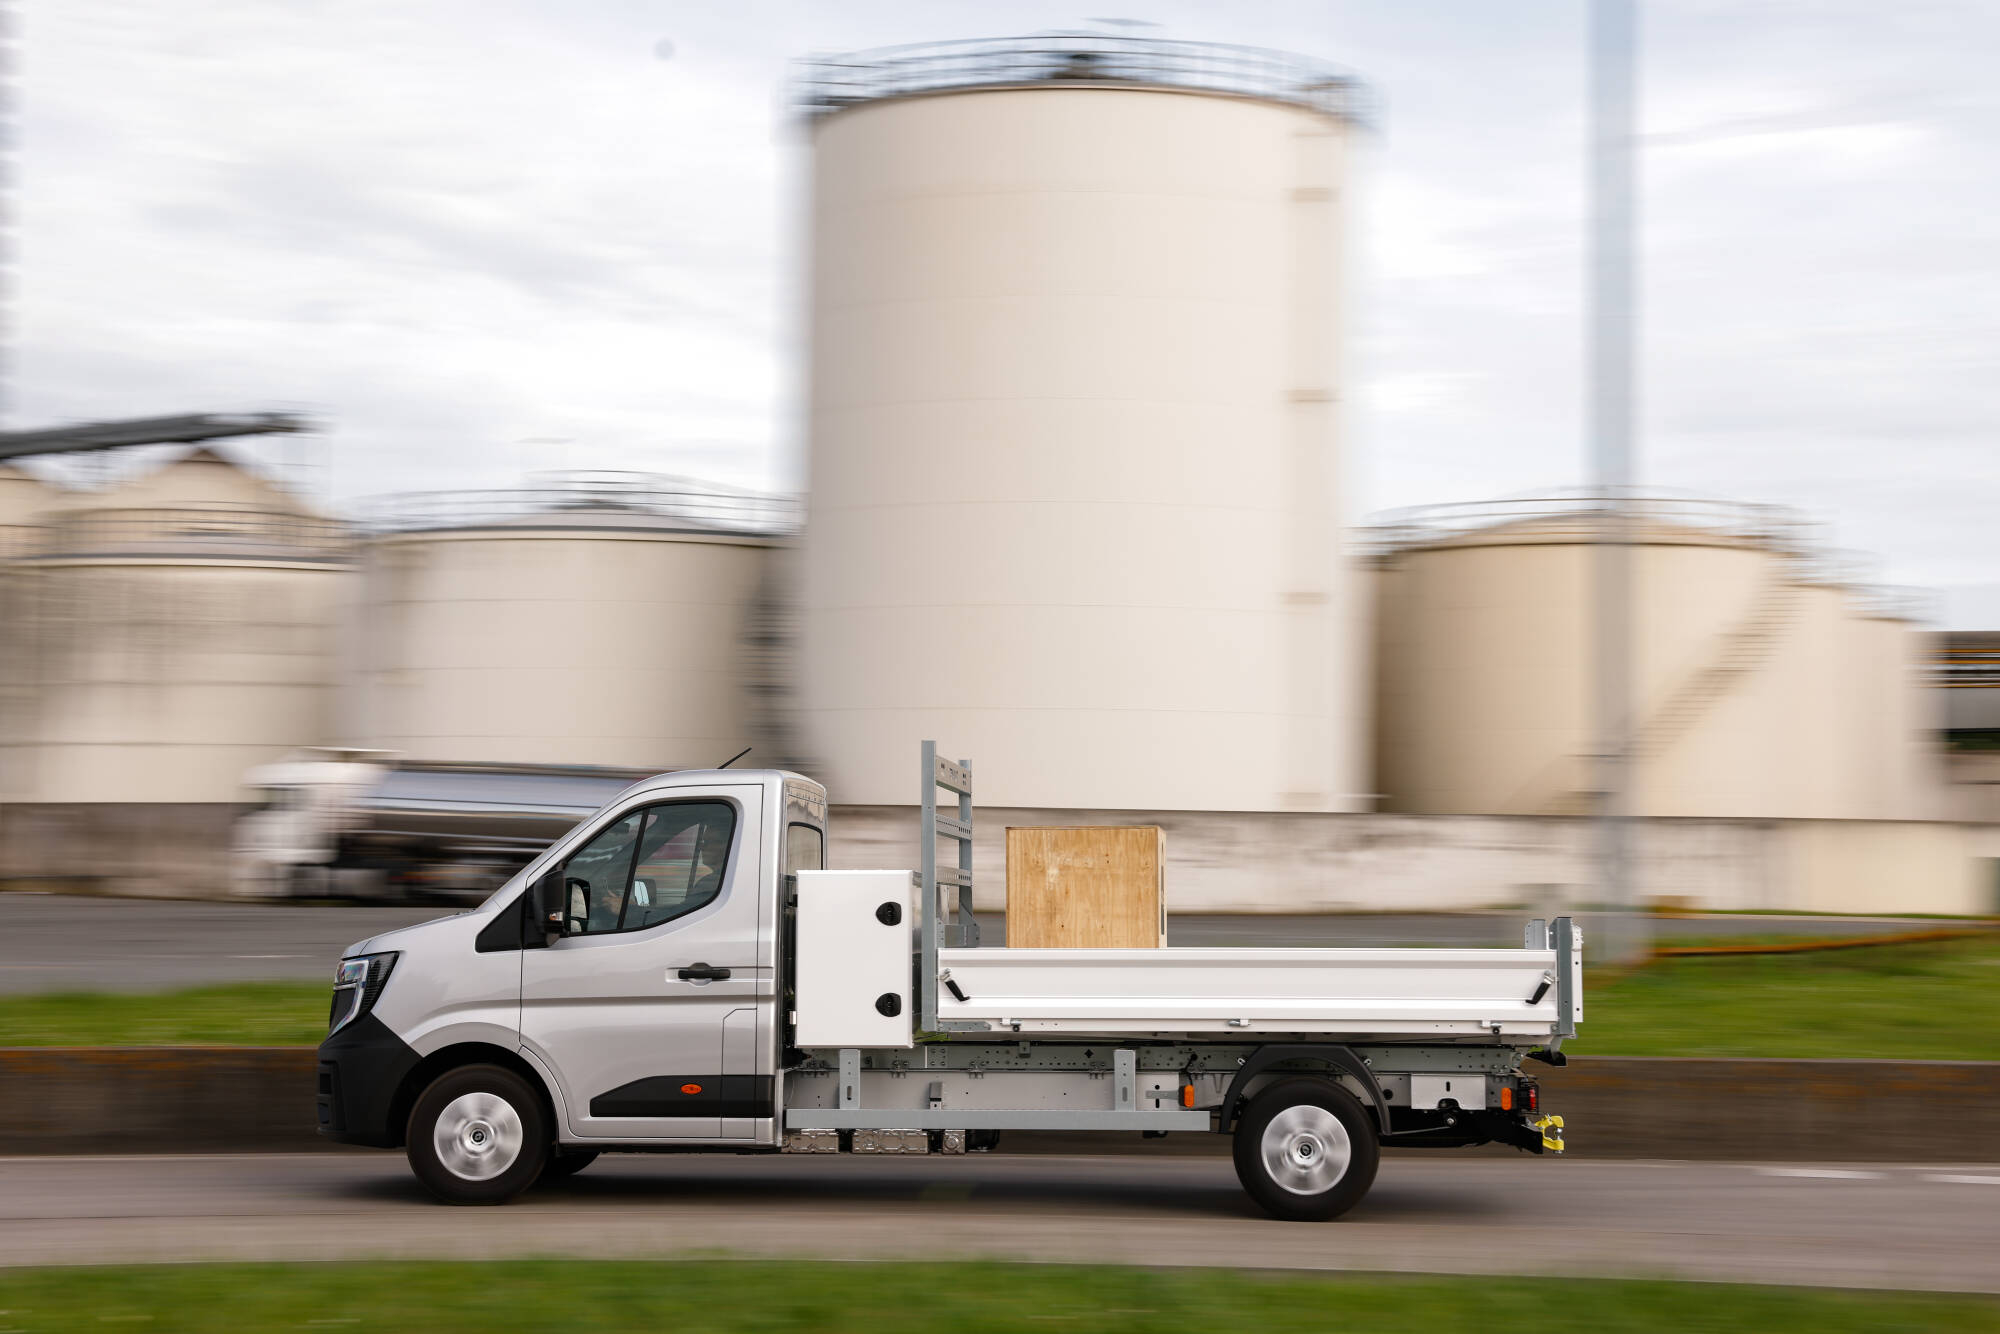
(1, 2), (1998, 1321)
(0, 1), (1993, 932)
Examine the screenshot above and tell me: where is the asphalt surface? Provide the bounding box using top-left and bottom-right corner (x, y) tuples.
(2, 1152), (1997, 1291)
(0, 893), (1963, 994)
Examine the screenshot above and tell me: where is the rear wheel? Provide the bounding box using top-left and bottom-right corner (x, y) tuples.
(1232, 1077), (1380, 1221)
(406, 1065), (548, 1204)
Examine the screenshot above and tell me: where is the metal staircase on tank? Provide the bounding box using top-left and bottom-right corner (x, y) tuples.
(1531, 554), (1806, 818)
(1627, 568), (1801, 769)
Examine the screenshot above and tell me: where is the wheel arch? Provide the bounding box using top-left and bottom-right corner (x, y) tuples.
(1219, 1044), (1391, 1138)
(390, 1042), (558, 1149)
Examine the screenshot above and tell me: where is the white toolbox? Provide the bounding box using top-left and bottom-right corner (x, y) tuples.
(793, 869), (919, 1048)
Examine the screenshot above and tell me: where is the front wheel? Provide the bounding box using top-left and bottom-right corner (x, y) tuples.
(1232, 1077), (1380, 1221)
(406, 1065), (549, 1204)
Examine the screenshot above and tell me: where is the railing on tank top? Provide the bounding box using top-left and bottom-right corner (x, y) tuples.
(794, 34), (1369, 124)
(352, 470), (799, 539)
(1362, 488), (1933, 625)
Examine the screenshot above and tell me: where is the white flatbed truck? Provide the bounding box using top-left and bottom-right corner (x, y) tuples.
(318, 744), (1576, 1220)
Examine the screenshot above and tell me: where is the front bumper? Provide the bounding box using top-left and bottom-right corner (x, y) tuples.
(316, 1013), (422, 1147)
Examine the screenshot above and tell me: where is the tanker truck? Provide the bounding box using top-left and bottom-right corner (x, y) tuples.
(233, 749), (656, 903)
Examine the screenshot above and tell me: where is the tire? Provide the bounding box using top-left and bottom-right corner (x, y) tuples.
(1232, 1076), (1380, 1221)
(539, 1149), (600, 1181)
(406, 1064), (549, 1205)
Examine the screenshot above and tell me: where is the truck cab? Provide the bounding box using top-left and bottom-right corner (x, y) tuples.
(318, 768), (820, 1157)
(319, 750), (1574, 1220)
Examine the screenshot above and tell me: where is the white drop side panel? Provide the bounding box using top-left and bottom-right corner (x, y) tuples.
(933, 946), (1568, 1039)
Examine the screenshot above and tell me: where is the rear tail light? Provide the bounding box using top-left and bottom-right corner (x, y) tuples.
(1526, 1083), (1539, 1113)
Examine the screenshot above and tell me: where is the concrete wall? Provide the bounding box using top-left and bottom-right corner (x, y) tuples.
(1773, 820), (1986, 916)
(2, 800), (1980, 912)
(802, 86), (1366, 814)
(832, 805), (1994, 917)
(0, 803), (240, 897)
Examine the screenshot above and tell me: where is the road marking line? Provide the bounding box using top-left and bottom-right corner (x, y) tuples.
(1924, 1174), (2000, 1185)
(1754, 1167), (1884, 1179)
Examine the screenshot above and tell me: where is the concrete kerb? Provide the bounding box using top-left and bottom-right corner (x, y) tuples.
(0, 1047), (325, 1154)
(3, 1049), (1996, 1160)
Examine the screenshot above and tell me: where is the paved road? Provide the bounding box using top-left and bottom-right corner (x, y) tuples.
(1, 1153), (1996, 1290)
(0, 895), (451, 994)
(1, 893), (1966, 994)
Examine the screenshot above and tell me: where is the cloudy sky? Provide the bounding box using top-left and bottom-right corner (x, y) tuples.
(13, 1), (1997, 620)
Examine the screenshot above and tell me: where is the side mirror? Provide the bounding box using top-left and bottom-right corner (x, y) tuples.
(527, 867), (566, 945)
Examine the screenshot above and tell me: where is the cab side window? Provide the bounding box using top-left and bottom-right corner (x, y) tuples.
(563, 812), (642, 934)
(785, 822), (825, 876)
(562, 801), (736, 935)
(625, 802), (737, 931)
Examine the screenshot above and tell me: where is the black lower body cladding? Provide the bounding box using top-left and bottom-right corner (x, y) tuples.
(317, 1013), (422, 1147)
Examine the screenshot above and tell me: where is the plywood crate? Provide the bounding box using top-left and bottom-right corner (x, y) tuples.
(1005, 826), (1166, 948)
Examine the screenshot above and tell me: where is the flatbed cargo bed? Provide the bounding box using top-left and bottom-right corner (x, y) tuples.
(933, 942), (1579, 1040)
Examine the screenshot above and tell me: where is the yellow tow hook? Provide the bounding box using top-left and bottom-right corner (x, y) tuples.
(1531, 1114), (1565, 1153)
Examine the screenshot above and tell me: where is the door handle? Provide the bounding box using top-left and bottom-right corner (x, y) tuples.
(677, 963), (731, 982)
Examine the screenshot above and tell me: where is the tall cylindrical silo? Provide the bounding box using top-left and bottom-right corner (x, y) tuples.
(344, 473), (791, 769)
(797, 35), (1369, 812)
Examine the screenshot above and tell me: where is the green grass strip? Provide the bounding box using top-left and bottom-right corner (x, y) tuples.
(0, 1262), (1993, 1334)
(0, 982), (329, 1047)
(1573, 934), (2000, 1059)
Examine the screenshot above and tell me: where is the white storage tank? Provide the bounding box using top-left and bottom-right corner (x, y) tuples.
(80, 445), (306, 512)
(8, 504), (351, 803)
(796, 35), (1369, 812)
(345, 473), (792, 770)
(0, 463), (53, 530)
(0, 466), (58, 799)
(1369, 493), (1943, 821)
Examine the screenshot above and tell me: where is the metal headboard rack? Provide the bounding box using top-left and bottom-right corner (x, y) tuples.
(918, 739), (983, 1032)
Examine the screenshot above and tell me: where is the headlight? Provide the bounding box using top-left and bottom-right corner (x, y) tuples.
(328, 952), (399, 1034)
